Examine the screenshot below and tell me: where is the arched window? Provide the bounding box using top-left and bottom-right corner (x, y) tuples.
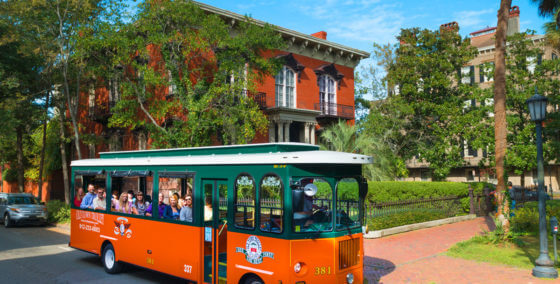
(234, 174), (256, 229)
(275, 66), (296, 108)
(319, 75), (336, 115)
(259, 174), (283, 233)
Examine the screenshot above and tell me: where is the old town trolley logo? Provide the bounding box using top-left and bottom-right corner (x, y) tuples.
(113, 217), (133, 238)
(236, 236), (274, 264)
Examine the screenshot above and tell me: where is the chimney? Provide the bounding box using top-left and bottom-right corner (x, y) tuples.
(440, 21), (459, 33)
(507, 6), (520, 36)
(311, 31), (327, 40)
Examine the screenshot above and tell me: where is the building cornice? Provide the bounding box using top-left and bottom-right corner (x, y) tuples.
(193, 1), (370, 68)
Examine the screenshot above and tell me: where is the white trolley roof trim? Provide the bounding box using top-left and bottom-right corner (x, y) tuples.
(71, 150), (373, 167)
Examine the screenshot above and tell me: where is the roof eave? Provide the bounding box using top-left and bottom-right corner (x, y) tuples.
(192, 1), (370, 60)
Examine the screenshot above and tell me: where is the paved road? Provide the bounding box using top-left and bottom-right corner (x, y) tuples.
(0, 225), (183, 283)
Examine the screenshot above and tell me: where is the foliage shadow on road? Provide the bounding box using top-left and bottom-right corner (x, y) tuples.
(364, 256), (395, 284)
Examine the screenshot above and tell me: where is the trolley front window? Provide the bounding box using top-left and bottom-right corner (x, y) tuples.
(292, 177), (333, 233)
(336, 178), (361, 230)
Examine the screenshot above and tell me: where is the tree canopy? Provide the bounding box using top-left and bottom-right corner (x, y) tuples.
(96, 0), (284, 147)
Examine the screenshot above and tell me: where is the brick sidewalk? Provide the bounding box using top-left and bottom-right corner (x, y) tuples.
(364, 217), (558, 283)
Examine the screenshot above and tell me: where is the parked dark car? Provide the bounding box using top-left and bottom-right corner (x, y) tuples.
(0, 193), (48, 227)
(509, 186), (548, 202)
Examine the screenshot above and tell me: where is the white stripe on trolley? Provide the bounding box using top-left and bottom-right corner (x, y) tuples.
(100, 235), (117, 241)
(235, 264), (274, 275)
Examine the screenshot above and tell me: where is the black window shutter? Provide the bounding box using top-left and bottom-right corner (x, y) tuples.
(470, 66), (475, 85)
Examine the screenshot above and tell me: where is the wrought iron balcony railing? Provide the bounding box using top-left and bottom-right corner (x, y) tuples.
(314, 102), (354, 119)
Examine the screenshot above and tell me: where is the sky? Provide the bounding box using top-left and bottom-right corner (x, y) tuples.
(197, 0), (550, 56)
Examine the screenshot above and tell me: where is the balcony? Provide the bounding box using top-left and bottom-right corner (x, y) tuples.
(89, 101), (116, 124)
(314, 102), (354, 120)
(250, 92), (267, 110)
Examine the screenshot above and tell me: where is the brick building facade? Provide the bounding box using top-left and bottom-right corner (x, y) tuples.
(1, 1), (369, 198)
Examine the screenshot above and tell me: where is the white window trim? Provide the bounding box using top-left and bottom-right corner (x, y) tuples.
(275, 66), (296, 108)
(461, 66), (472, 84)
(319, 75), (337, 114)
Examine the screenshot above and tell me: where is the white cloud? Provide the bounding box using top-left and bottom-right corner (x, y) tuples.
(292, 1), (404, 45)
(453, 9), (494, 28)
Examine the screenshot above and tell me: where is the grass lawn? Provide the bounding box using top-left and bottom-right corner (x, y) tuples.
(446, 234), (560, 271)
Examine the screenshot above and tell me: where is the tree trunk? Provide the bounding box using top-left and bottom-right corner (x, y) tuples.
(0, 164), (3, 192)
(56, 0), (82, 160)
(57, 113), (71, 204)
(494, 0), (512, 231)
(16, 126), (24, 193)
(38, 91), (50, 201)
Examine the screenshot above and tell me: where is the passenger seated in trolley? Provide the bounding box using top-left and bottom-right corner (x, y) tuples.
(92, 188), (106, 211)
(180, 195), (193, 222)
(133, 191), (150, 215)
(168, 195), (180, 220)
(204, 196), (212, 221)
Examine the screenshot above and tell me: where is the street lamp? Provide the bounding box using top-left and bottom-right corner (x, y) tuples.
(527, 90), (558, 279)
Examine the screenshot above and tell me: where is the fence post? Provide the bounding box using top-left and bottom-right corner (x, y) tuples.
(469, 185), (475, 215)
(483, 185), (491, 216)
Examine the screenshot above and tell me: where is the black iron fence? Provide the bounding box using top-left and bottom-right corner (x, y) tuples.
(365, 187), (493, 220)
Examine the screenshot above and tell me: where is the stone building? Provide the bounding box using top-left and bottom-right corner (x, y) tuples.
(405, 6), (560, 191)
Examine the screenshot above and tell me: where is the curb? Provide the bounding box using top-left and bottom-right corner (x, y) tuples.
(364, 214), (477, 239)
(48, 222), (70, 235)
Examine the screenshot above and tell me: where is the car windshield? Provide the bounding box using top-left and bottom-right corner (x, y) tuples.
(8, 196), (39, 205)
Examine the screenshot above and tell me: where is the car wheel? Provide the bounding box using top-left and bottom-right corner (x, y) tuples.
(4, 214), (12, 228)
(243, 275), (264, 284)
(101, 243), (122, 274)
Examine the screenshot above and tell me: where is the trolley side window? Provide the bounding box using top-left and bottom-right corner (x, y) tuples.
(259, 174), (283, 233)
(110, 170), (152, 216)
(73, 171), (107, 211)
(158, 173), (194, 221)
(234, 174), (256, 229)
(336, 178), (360, 230)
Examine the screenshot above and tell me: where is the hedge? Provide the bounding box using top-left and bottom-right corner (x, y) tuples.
(366, 181), (493, 203)
(364, 181), (494, 230)
(511, 200), (560, 234)
(367, 209), (447, 230)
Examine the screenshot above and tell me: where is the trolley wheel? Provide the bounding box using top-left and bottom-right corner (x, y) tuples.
(4, 214), (12, 228)
(243, 275), (264, 284)
(101, 243), (122, 274)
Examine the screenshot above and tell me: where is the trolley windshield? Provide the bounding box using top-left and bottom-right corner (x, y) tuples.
(292, 177), (362, 233)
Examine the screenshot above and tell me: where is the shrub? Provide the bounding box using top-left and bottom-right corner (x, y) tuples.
(367, 209), (447, 230)
(2, 168), (18, 183)
(366, 181), (493, 203)
(511, 200), (560, 234)
(46, 200), (71, 224)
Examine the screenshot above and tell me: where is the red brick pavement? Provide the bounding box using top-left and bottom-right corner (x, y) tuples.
(364, 217), (559, 283)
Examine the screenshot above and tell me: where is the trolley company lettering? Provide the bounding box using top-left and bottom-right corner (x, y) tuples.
(235, 236), (274, 264)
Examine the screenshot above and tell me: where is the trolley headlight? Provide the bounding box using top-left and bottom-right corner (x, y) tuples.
(294, 262), (302, 273)
(346, 272), (354, 284)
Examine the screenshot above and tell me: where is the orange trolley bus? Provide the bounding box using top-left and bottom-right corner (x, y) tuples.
(69, 143), (372, 283)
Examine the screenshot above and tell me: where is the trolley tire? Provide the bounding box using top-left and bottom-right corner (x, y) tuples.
(101, 243), (122, 274)
(4, 214), (12, 228)
(243, 275), (264, 284)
